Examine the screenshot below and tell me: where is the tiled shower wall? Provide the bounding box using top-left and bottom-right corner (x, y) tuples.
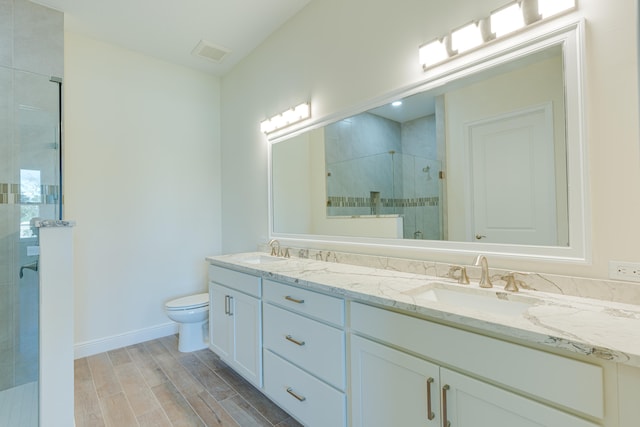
(325, 112), (443, 240)
(0, 0), (63, 391)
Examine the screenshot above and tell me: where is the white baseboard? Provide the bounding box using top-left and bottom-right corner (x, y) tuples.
(74, 322), (179, 359)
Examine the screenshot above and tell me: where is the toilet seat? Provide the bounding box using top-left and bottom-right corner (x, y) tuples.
(166, 293), (209, 311)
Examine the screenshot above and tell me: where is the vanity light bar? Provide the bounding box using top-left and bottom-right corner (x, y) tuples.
(260, 102), (311, 134)
(419, 0), (576, 70)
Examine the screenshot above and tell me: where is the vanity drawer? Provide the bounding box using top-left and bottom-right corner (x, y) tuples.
(350, 302), (604, 419)
(264, 350), (346, 427)
(209, 265), (261, 297)
(263, 279), (344, 326)
(263, 303), (345, 390)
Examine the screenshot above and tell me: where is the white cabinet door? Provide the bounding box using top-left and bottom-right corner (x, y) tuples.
(230, 289), (262, 387)
(351, 335), (441, 427)
(209, 283), (262, 388)
(209, 283), (231, 360)
(441, 368), (597, 427)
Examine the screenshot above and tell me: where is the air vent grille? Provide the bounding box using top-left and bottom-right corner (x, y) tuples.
(192, 40), (230, 63)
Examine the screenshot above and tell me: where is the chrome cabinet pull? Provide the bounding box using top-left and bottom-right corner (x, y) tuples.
(442, 384), (450, 427)
(224, 295), (229, 315)
(286, 387), (306, 402)
(227, 295), (233, 316)
(285, 335), (306, 346)
(285, 295), (305, 304)
(426, 377), (435, 421)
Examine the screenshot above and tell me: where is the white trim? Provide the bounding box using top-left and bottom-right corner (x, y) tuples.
(74, 322), (178, 359)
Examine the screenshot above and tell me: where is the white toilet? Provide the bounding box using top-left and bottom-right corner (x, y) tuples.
(165, 292), (210, 352)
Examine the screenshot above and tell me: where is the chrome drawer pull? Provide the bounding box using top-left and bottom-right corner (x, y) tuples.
(285, 295), (305, 304)
(285, 335), (306, 346)
(286, 387), (306, 402)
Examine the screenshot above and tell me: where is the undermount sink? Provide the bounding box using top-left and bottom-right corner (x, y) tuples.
(404, 284), (536, 317)
(233, 254), (286, 265)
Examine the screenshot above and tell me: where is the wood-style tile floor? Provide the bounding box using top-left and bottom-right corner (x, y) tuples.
(74, 335), (302, 427)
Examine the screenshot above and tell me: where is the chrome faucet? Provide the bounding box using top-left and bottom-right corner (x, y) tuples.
(473, 254), (493, 288)
(268, 239), (281, 257)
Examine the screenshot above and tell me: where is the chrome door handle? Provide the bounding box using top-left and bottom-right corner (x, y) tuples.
(224, 295), (233, 315)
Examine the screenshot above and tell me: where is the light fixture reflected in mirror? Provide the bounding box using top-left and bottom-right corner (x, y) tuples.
(491, 2), (526, 38)
(451, 22), (484, 53)
(418, 38), (449, 69)
(261, 102), (311, 134)
(538, 0), (576, 19)
(419, 0), (576, 70)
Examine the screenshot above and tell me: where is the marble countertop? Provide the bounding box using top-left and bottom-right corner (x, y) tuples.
(206, 252), (640, 368)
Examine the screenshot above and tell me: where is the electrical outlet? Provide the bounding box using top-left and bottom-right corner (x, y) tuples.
(609, 261), (640, 282)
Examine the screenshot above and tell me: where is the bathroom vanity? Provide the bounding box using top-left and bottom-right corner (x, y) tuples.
(206, 252), (640, 427)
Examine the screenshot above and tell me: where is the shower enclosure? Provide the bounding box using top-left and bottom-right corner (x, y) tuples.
(326, 151), (443, 240)
(0, 64), (62, 426)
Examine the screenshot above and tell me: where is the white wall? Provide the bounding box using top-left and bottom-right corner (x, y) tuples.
(64, 33), (222, 355)
(220, 0), (640, 279)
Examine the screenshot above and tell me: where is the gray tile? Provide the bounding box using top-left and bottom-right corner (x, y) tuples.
(152, 381), (205, 426)
(275, 417), (304, 427)
(153, 351), (205, 397)
(107, 347), (132, 366)
(221, 376), (290, 425)
(219, 394), (272, 427)
(179, 353), (236, 401)
(186, 391), (241, 427)
(194, 347), (229, 371)
(126, 343), (170, 388)
(13, 0), (63, 77)
(0, 0), (13, 67)
(76, 337), (298, 427)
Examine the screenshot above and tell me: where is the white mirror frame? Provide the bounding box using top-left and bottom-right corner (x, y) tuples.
(268, 17), (589, 264)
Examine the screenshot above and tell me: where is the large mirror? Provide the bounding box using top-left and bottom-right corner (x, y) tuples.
(270, 21), (587, 260)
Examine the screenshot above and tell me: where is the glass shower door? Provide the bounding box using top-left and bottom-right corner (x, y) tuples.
(0, 65), (61, 426)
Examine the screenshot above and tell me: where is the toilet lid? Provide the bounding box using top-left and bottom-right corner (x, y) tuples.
(166, 293), (209, 310)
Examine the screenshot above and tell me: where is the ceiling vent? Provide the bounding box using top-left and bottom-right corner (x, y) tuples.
(192, 40), (231, 63)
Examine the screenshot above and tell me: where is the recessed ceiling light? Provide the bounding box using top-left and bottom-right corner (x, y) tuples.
(392, 101), (403, 107)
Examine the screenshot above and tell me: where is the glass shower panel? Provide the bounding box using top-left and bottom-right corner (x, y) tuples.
(0, 65), (61, 426)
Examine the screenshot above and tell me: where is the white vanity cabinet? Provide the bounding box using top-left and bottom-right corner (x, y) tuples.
(208, 265), (262, 387)
(262, 279), (346, 427)
(351, 334), (442, 427)
(350, 302), (601, 427)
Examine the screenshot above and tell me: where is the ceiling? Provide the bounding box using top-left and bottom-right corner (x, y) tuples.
(31, 0), (312, 76)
